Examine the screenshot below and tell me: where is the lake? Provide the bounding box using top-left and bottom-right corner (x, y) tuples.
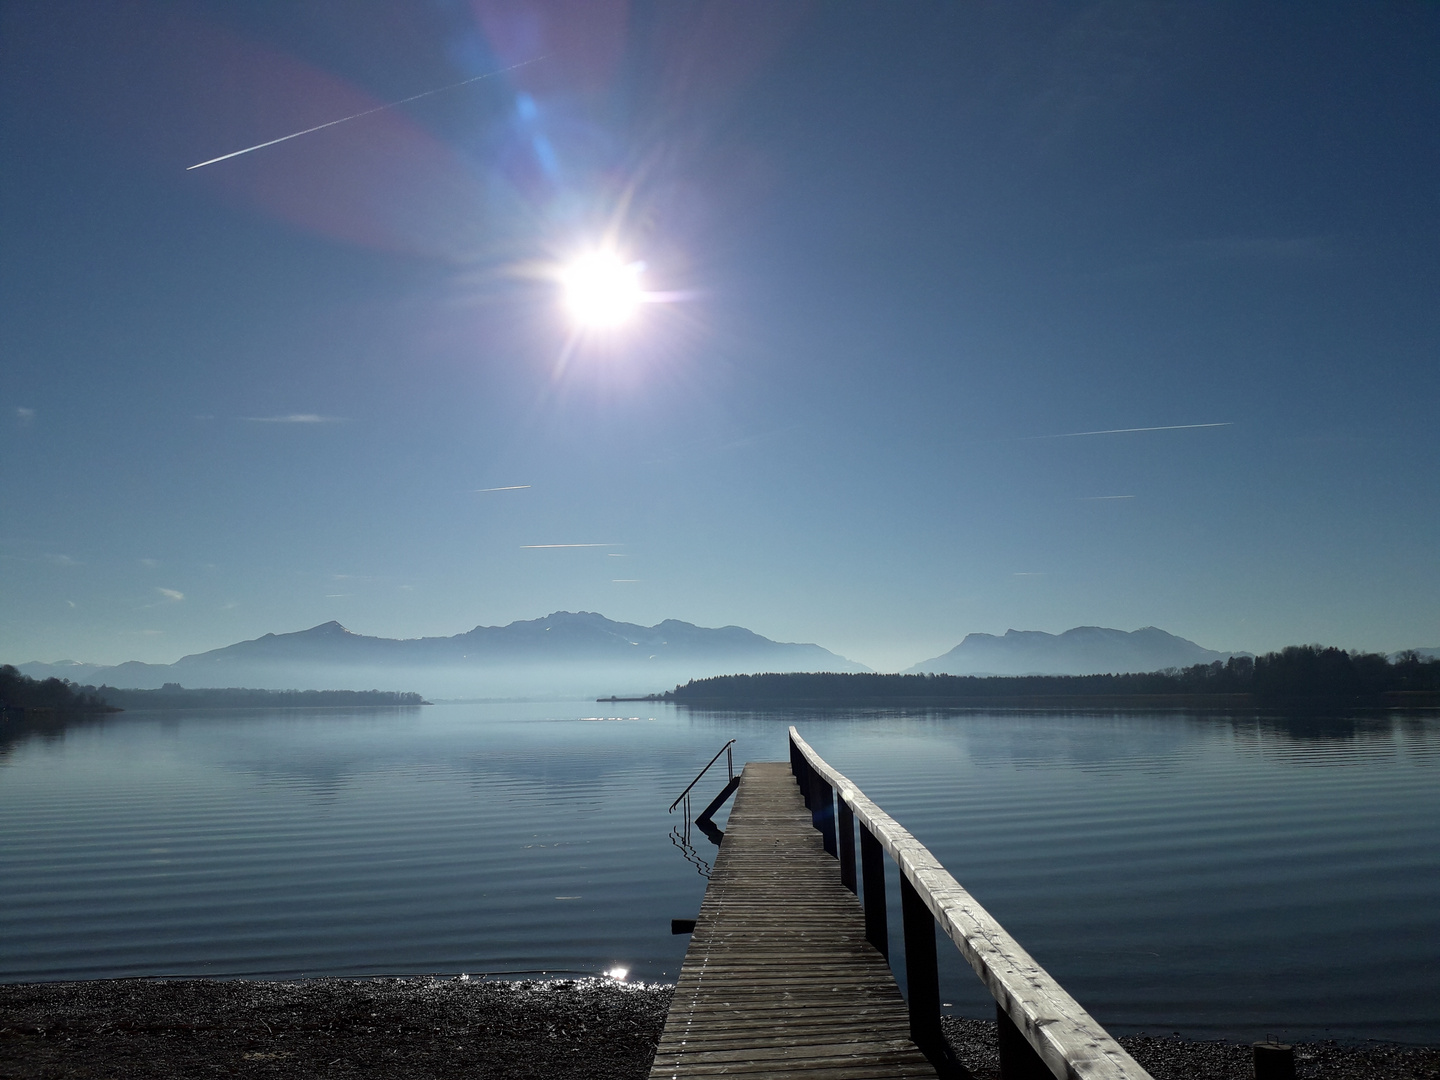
(1, 702), (1436, 1042)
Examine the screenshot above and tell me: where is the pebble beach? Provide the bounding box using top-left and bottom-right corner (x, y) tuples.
(4, 977), (1438, 1080)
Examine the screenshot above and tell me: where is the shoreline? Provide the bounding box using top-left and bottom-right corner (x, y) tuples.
(4, 978), (1438, 1080)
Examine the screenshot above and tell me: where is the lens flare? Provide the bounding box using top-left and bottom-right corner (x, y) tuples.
(562, 252), (644, 328)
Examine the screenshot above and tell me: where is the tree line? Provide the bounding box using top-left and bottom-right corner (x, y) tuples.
(0, 665), (112, 713)
(667, 646), (1440, 705)
(1, 666), (426, 714)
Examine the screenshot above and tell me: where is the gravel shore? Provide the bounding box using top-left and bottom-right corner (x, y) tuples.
(3, 978), (1437, 1080)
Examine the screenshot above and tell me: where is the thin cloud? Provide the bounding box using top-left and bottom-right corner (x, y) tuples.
(1012, 572), (1046, 577)
(1026, 422), (1231, 440)
(44, 553), (80, 566)
(139, 557), (160, 568)
(611, 579), (640, 583)
(15, 407), (35, 421)
(1079, 495), (1135, 500)
(473, 485), (531, 492)
(243, 414), (350, 424)
(157, 588), (184, 601)
(521, 543), (617, 549)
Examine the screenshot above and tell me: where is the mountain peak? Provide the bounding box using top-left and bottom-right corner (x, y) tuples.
(304, 621), (352, 635)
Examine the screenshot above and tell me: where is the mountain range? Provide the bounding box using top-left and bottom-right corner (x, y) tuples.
(16, 612), (869, 699)
(905, 626), (1243, 676)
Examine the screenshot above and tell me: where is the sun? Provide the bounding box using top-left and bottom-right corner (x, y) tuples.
(561, 251), (644, 329)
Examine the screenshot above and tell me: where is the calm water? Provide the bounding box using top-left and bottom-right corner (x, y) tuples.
(1, 703), (1437, 1042)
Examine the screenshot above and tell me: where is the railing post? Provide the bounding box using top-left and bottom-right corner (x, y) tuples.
(812, 776), (837, 856)
(837, 796), (856, 892)
(997, 1003), (1052, 1080)
(860, 823), (888, 958)
(901, 872), (944, 1070)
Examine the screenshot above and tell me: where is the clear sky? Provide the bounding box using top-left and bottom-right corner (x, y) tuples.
(3, 1), (1438, 671)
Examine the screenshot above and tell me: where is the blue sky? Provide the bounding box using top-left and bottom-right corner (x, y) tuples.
(3, 1), (1438, 671)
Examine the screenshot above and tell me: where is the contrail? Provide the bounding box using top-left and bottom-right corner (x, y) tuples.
(473, 485), (531, 492)
(1028, 422), (1232, 440)
(187, 56), (549, 171)
(520, 544), (616, 549)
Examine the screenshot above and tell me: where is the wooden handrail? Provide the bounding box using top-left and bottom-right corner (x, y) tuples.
(789, 726), (1153, 1080)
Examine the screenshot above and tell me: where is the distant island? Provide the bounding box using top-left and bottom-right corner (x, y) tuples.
(0, 665), (427, 720)
(659, 647), (1440, 707)
(90, 684), (429, 710)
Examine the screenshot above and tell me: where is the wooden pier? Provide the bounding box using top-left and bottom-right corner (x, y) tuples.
(651, 732), (1155, 1080)
(650, 761), (936, 1079)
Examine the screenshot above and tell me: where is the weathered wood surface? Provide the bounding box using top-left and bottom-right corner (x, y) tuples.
(789, 728), (1153, 1080)
(650, 761), (937, 1079)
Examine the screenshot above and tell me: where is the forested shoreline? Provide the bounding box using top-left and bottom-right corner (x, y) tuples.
(666, 646), (1440, 707)
(0, 666), (426, 717)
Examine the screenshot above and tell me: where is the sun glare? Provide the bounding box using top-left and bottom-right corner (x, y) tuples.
(562, 252), (644, 328)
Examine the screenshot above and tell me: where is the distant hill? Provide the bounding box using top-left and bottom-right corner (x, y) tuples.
(906, 626), (1240, 676)
(16, 612), (868, 699)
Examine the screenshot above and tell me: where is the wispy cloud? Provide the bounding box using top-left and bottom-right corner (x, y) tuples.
(15, 407), (35, 422)
(1012, 572), (1046, 577)
(1026, 422), (1231, 440)
(521, 543), (617, 549)
(611, 579), (640, 583)
(156, 588), (184, 601)
(1079, 495), (1135, 500)
(243, 414), (349, 424)
(44, 553), (80, 567)
(473, 485), (531, 492)
(65, 599), (76, 608)
(139, 557), (160, 568)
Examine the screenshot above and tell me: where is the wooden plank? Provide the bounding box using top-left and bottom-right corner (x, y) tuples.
(649, 762), (936, 1080)
(788, 728), (1154, 1080)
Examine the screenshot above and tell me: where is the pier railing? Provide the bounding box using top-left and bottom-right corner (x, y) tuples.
(668, 738), (736, 819)
(788, 726), (1154, 1080)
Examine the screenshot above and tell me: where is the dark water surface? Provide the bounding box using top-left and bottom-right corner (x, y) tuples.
(1, 703), (1436, 1042)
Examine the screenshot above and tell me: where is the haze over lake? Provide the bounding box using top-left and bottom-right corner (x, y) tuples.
(3, 702), (1436, 1043)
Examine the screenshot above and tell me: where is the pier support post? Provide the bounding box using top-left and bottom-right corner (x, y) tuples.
(901, 871), (944, 1067)
(860, 823), (888, 958)
(837, 797), (856, 892)
(997, 1003), (1051, 1080)
(812, 776), (837, 856)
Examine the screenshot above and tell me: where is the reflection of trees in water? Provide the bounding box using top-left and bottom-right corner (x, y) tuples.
(1229, 710), (1440, 765)
(0, 709), (120, 764)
